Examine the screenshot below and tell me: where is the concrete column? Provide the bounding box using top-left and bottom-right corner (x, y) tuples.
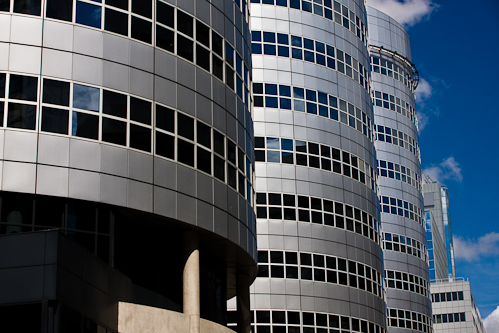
(236, 272), (252, 333)
(183, 231), (200, 333)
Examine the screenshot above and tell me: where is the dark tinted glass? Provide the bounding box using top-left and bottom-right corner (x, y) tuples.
(46, 0), (72, 21)
(213, 131), (224, 156)
(177, 138), (194, 166)
(41, 107), (69, 134)
(177, 10), (193, 37)
(178, 113), (194, 139)
(0, 73), (6, 98)
(156, 0), (174, 27)
(102, 117), (126, 146)
(197, 122), (211, 148)
(14, 0), (41, 15)
(156, 25), (174, 52)
(177, 34), (193, 61)
(212, 55), (223, 80)
(0, 0), (9, 11)
(132, 0), (151, 18)
(72, 111), (99, 139)
(211, 31), (223, 56)
(156, 104), (174, 132)
(76, 1), (101, 29)
(197, 147), (211, 174)
(131, 17), (152, 43)
(105, 8), (128, 36)
(156, 131), (174, 159)
(43, 79), (70, 106)
(130, 124), (151, 152)
(103, 90), (127, 118)
(0, 102), (4, 126)
(7, 103), (36, 129)
(9, 75), (38, 101)
(130, 97), (151, 124)
(196, 20), (210, 47)
(196, 45), (210, 71)
(106, 0), (127, 10)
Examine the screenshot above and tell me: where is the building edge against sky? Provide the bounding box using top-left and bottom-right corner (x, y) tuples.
(0, 0), (257, 332)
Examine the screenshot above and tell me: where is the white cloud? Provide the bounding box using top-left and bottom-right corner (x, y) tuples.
(484, 306), (499, 332)
(454, 233), (499, 262)
(366, 0), (439, 27)
(423, 157), (462, 185)
(416, 78), (432, 101)
(416, 111), (428, 132)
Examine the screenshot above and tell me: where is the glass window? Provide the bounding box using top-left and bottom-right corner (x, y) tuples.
(177, 10), (193, 37)
(130, 124), (151, 152)
(72, 111), (99, 139)
(156, 104), (174, 132)
(106, 0), (127, 10)
(73, 84), (100, 111)
(177, 34), (193, 61)
(46, 0), (72, 21)
(211, 32), (223, 57)
(178, 113), (194, 140)
(76, 1), (101, 29)
(214, 131), (224, 156)
(212, 55), (223, 81)
(9, 75), (38, 101)
(156, 25), (174, 52)
(14, 0), (41, 15)
(197, 122), (211, 148)
(196, 20), (210, 47)
(0, 102), (3, 126)
(102, 117), (126, 146)
(156, 0), (173, 27)
(196, 45), (210, 71)
(43, 79), (70, 106)
(197, 147), (211, 174)
(131, 16), (152, 43)
(103, 90), (127, 118)
(105, 8), (128, 36)
(131, 0), (151, 18)
(178, 138), (194, 166)
(130, 97), (151, 125)
(0, 0), (10, 11)
(8, 103), (36, 129)
(41, 107), (68, 134)
(0, 73), (5, 98)
(155, 131), (174, 159)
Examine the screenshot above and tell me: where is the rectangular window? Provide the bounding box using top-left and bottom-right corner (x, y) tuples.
(46, 0), (72, 21)
(8, 103), (36, 130)
(72, 111), (99, 139)
(14, 0), (41, 16)
(131, 16), (152, 44)
(76, 1), (101, 28)
(41, 107), (68, 134)
(130, 124), (151, 152)
(105, 8), (128, 36)
(102, 117), (127, 146)
(10, 75), (38, 101)
(43, 79), (70, 106)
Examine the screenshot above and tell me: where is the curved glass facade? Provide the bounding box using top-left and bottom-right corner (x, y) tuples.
(367, 7), (431, 333)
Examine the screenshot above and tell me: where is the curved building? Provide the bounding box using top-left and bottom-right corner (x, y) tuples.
(0, 0), (256, 332)
(367, 7), (432, 333)
(228, 0), (386, 332)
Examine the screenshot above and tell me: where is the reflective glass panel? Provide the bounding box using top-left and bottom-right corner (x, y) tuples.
(41, 107), (69, 134)
(46, 0), (72, 21)
(131, 16), (152, 43)
(76, 1), (101, 29)
(0, 0), (9, 11)
(156, 25), (174, 52)
(102, 117), (126, 146)
(103, 90), (127, 118)
(130, 124), (151, 152)
(177, 10), (193, 37)
(106, 0), (127, 10)
(0, 73), (5, 98)
(156, 131), (174, 159)
(73, 84), (100, 111)
(9, 75), (38, 101)
(7, 103), (36, 130)
(130, 97), (151, 125)
(131, 0), (151, 18)
(43, 79), (70, 106)
(105, 8), (128, 36)
(72, 111), (99, 139)
(156, 104), (174, 132)
(14, 0), (41, 15)
(156, 0), (173, 27)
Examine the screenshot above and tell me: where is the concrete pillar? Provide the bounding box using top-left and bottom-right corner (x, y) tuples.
(183, 231), (200, 333)
(236, 272), (252, 333)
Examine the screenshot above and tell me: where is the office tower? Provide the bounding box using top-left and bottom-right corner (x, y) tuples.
(367, 7), (432, 333)
(228, 0), (387, 332)
(423, 181), (456, 281)
(0, 0), (257, 332)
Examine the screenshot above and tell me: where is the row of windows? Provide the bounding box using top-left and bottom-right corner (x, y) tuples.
(256, 192), (380, 244)
(372, 91), (417, 127)
(249, 0), (368, 46)
(377, 160), (421, 192)
(432, 313), (466, 324)
(380, 195), (423, 225)
(386, 308), (432, 333)
(375, 124), (420, 160)
(256, 250), (383, 298)
(384, 270), (429, 298)
(253, 83), (374, 141)
(254, 137), (377, 192)
(382, 232), (427, 263)
(252, 32), (369, 92)
(431, 291), (464, 303)
(227, 310), (386, 333)
(370, 56), (414, 90)
(0, 73), (254, 202)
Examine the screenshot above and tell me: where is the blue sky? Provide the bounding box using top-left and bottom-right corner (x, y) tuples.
(367, 0), (499, 326)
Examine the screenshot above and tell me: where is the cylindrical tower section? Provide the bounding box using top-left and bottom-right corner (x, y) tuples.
(367, 7), (432, 333)
(0, 0), (256, 331)
(228, 1), (386, 332)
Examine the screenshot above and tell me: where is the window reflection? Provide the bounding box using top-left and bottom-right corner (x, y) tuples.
(73, 84), (100, 112)
(72, 111), (99, 139)
(14, 0), (41, 16)
(7, 103), (36, 130)
(76, 1), (101, 28)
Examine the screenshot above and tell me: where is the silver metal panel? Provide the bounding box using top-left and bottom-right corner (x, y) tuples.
(102, 61), (129, 93)
(153, 157), (177, 190)
(36, 165), (69, 197)
(128, 150), (153, 183)
(38, 134), (70, 167)
(10, 16), (42, 46)
(9, 44), (42, 74)
(42, 20), (73, 52)
(153, 186), (177, 219)
(4, 131), (38, 163)
(2, 161), (36, 193)
(69, 139), (101, 172)
(127, 179), (153, 212)
(129, 68), (153, 99)
(0, 43), (8, 70)
(196, 200), (214, 231)
(68, 168), (100, 201)
(129, 41), (154, 73)
(101, 144), (128, 177)
(176, 165), (196, 197)
(177, 193), (196, 225)
(100, 174), (127, 207)
(73, 26), (103, 58)
(72, 54), (103, 86)
(155, 49), (177, 81)
(0, 14), (10, 42)
(42, 48), (73, 80)
(103, 33), (129, 65)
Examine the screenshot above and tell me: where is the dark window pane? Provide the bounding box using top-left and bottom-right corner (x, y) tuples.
(46, 0), (72, 21)
(197, 147), (211, 174)
(76, 1), (101, 28)
(105, 8), (128, 36)
(212, 31), (223, 57)
(197, 121), (211, 148)
(196, 20), (210, 47)
(102, 117), (126, 146)
(177, 34), (193, 61)
(156, 25), (174, 52)
(7, 103), (36, 129)
(227, 165), (236, 189)
(0, 0), (10, 11)
(71, 111), (99, 139)
(73, 84), (100, 111)
(156, 104), (174, 132)
(0, 73), (5, 97)
(156, 131), (174, 159)
(214, 155), (224, 181)
(177, 10), (193, 37)
(196, 45), (210, 71)
(106, 0), (127, 10)
(225, 65), (234, 89)
(41, 107), (68, 134)
(130, 124), (151, 152)
(131, 16), (152, 43)
(0, 102), (3, 126)
(212, 55), (223, 80)
(43, 79), (70, 106)
(214, 131), (224, 156)
(178, 138), (194, 166)
(156, 0), (173, 27)
(103, 90), (127, 118)
(130, 97), (151, 124)
(14, 0), (41, 15)
(178, 113), (194, 140)
(132, 0), (151, 18)
(9, 75), (38, 101)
